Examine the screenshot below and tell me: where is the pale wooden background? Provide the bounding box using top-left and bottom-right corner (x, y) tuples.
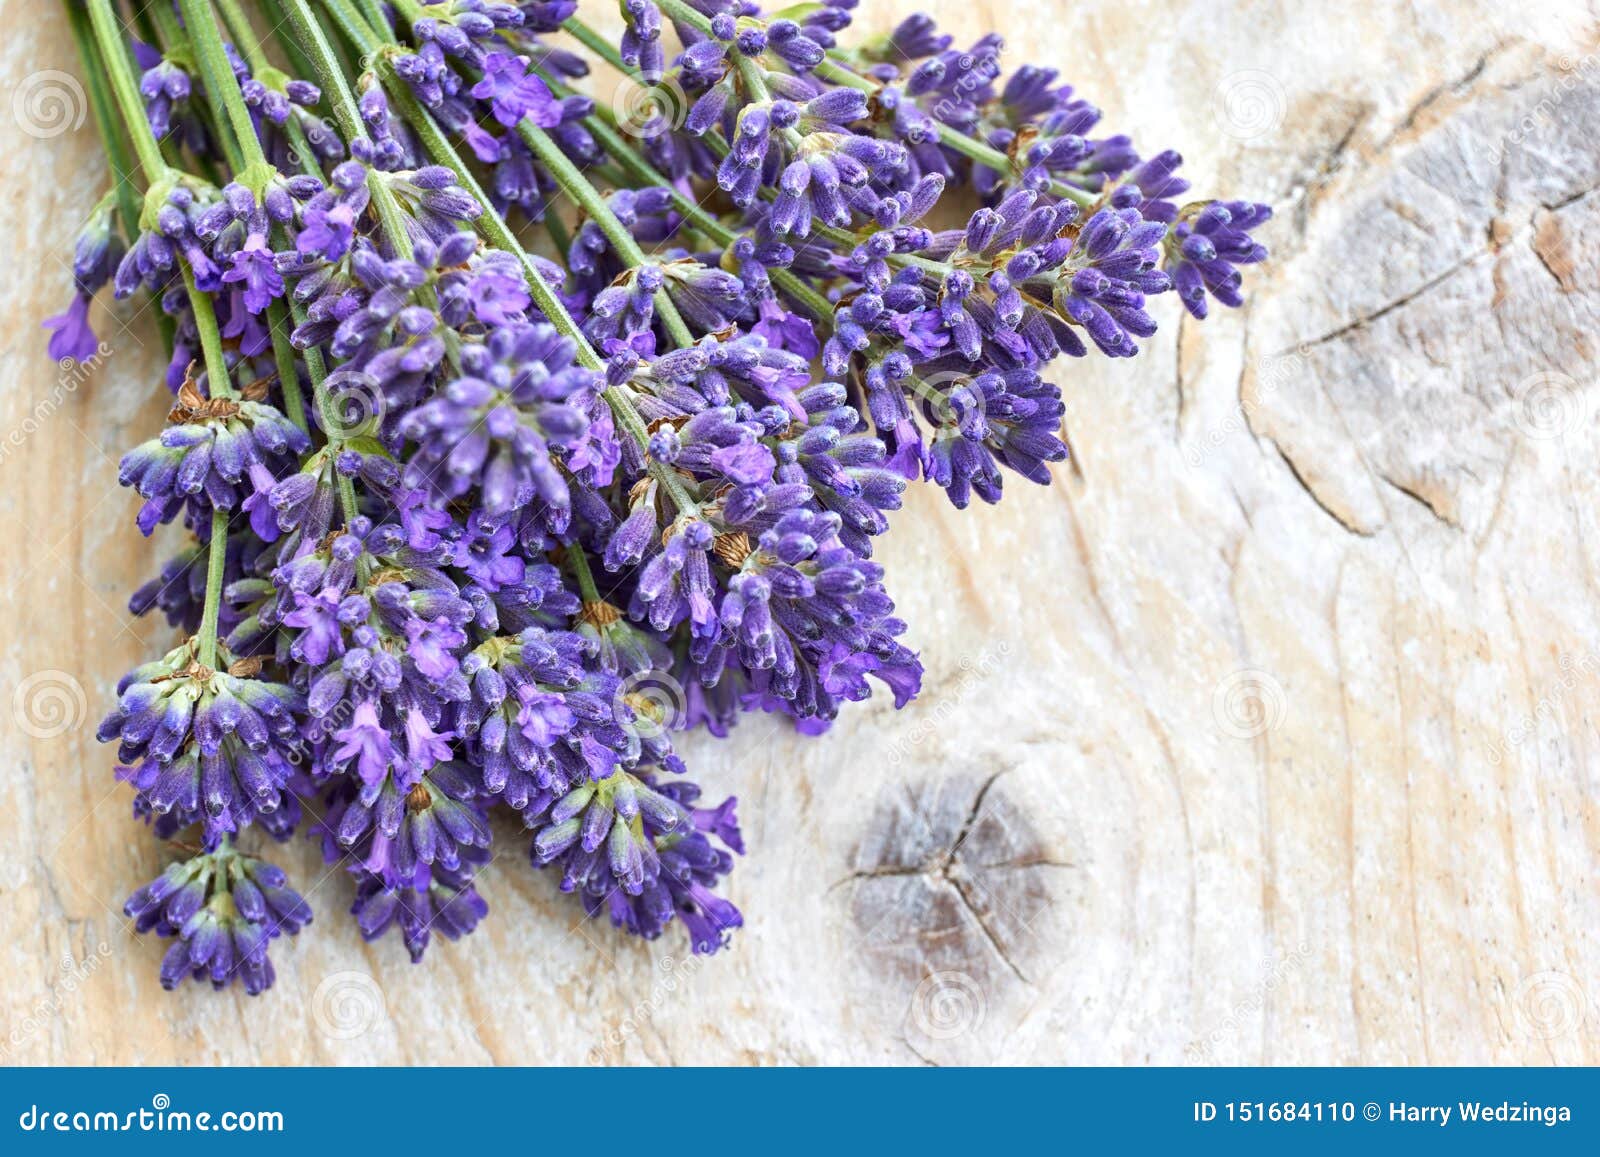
(3, 0), (1598, 1065)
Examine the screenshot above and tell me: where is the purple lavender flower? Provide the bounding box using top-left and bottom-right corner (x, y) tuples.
(454, 626), (650, 813)
(139, 56), (191, 139)
(99, 641), (304, 844)
(125, 846), (310, 994)
(1165, 200), (1273, 318)
(118, 385), (309, 535)
(526, 767), (743, 954)
(350, 854), (489, 963)
(399, 321), (599, 519)
(42, 294), (99, 363)
(472, 53), (563, 128)
(322, 759), (491, 889)
(75, 0), (1272, 990)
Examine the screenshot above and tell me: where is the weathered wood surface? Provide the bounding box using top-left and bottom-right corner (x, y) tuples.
(3, 0), (1599, 1065)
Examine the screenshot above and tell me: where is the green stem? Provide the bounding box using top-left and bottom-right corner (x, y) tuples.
(184, 268), (234, 402)
(263, 1), (318, 82)
(64, 3), (140, 242)
(560, 76), (836, 320)
(280, 0), (393, 225)
(325, 0), (699, 514)
(173, 1), (310, 435)
(514, 122), (696, 348)
(655, 0), (714, 35)
(290, 303), (363, 523)
(89, 1), (240, 667)
(560, 14), (621, 66)
(183, 268), (235, 667)
(144, 0), (247, 175)
(354, 0), (393, 34)
(197, 508), (231, 668)
(216, 0), (262, 66)
(564, 543), (602, 603)
(64, 1), (177, 348)
(813, 58), (1094, 209)
(86, 0), (168, 179)
(264, 301), (308, 432)
(284, 0), (463, 380)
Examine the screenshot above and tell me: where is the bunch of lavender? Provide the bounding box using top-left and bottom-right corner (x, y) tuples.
(55, 0), (1267, 993)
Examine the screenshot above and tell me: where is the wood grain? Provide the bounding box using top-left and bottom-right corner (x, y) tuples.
(2, 0), (1597, 1065)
